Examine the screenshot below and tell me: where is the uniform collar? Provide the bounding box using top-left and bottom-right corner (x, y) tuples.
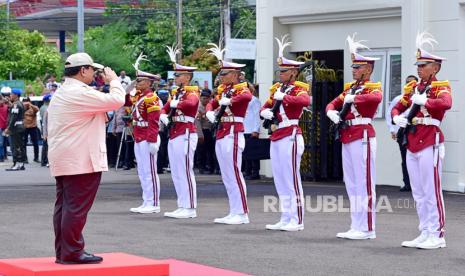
(418, 76), (437, 90)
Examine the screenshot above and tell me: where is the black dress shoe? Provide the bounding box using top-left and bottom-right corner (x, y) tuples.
(123, 166), (130, 170)
(34, 158), (40, 163)
(400, 186), (411, 192)
(59, 253), (103, 265)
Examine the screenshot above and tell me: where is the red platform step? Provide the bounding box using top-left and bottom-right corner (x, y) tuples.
(0, 253), (251, 276)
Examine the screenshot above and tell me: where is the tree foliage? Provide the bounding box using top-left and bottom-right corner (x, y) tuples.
(77, 0), (256, 78)
(0, 8), (63, 81)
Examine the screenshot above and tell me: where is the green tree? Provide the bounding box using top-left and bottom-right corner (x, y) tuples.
(69, 21), (136, 75)
(0, 7), (63, 82)
(96, 0), (256, 77)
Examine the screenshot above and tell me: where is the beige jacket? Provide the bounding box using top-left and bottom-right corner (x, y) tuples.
(48, 78), (125, 176)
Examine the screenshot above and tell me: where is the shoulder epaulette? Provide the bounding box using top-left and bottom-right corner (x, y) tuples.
(294, 81), (309, 91)
(403, 80), (417, 95)
(171, 88), (177, 97)
(269, 82), (281, 93)
(144, 93), (158, 104)
(184, 85), (199, 92)
(432, 80), (450, 88)
(217, 85), (225, 95)
(233, 82), (248, 90)
(364, 82), (382, 90)
(344, 81), (356, 91)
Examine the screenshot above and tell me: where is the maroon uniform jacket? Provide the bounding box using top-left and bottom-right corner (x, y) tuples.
(326, 81), (382, 144)
(261, 81), (311, 141)
(161, 86), (200, 140)
(131, 89), (161, 143)
(391, 78), (452, 153)
(206, 82), (252, 140)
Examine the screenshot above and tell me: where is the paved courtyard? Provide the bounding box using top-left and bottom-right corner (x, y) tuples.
(0, 155), (464, 276)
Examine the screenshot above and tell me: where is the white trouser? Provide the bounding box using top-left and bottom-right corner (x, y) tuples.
(270, 134), (305, 225)
(342, 138), (377, 232)
(168, 132), (198, 209)
(406, 145), (445, 238)
(215, 132), (248, 215)
(134, 139), (160, 207)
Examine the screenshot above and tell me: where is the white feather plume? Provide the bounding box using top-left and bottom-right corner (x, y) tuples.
(166, 45), (180, 63)
(346, 33), (370, 54)
(133, 52), (148, 71)
(275, 34), (292, 58)
(416, 31), (438, 50)
(207, 42), (226, 62)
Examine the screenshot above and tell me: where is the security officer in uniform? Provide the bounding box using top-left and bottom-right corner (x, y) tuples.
(206, 42), (252, 225)
(160, 45), (199, 219)
(326, 34), (382, 240)
(392, 32), (451, 249)
(128, 53), (163, 214)
(5, 88), (26, 171)
(261, 35), (311, 231)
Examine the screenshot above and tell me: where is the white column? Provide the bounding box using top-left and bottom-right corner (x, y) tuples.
(401, 0), (425, 82)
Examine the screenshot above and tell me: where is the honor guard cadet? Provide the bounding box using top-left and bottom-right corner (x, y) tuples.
(206, 42), (252, 225)
(129, 53), (163, 214)
(260, 35), (311, 231)
(5, 88), (26, 171)
(326, 34), (382, 240)
(392, 32), (451, 249)
(160, 46), (200, 219)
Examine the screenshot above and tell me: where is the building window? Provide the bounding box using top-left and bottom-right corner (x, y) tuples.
(359, 49), (401, 119)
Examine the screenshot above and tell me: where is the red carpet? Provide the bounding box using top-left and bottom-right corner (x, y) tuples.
(0, 253), (250, 276)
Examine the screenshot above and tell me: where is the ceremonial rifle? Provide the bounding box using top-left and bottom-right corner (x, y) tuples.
(212, 85), (234, 138)
(262, 61), (313, 134)
(166, 84), (183, 132)
(331, 74), (364, 141)
(399, 74), (433, 147)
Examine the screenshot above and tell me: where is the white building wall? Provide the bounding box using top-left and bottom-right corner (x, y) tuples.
(257, 0), (465, 192)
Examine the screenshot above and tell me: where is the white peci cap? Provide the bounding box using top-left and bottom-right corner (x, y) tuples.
(65, 53), (104, 69)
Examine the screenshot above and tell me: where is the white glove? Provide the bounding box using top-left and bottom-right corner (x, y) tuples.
(170, 99), (179, 108)
(260, 108), (274, 120)
(326, 110), (340, 124)
(206, 111), (216, 123)
(219, 97), (231, 106)
(344, 94), (356, 104)
(159, 113), (169, 126)
(411, 93), (427, 106)
(273, 91), (286, 101)
(149, 142), (159, 155)
(393, 115), (407, 128)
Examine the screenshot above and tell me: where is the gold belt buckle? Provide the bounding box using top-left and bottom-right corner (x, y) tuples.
(412, 117), (419, 125)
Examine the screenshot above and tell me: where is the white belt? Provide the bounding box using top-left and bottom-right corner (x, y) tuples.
(221, 116), (244, 123)
(133, 121), (148, 127)
(173, 115), (195, 123)
(344, 117), (372, 126)
(413, 117), (441, 126)
(14, 121), (23, 126)
(278, 119), (299, 129)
